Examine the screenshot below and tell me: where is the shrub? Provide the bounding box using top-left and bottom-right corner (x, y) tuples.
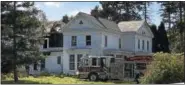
(1, 73), (14, 80)
(140, 52), (184, 84)
(1, 71), (28, 80)
(40, 72), (51, 76)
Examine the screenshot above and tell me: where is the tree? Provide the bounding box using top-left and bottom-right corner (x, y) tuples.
(167, 26), (184, 53)
(142, 1), (152, 22)
(158, 22), (170, 53)
(1, 1), (46, 82)
(98, 1), (143, 23)
(150, 24), (160, 52)
(62, 14), (69, 23)
(91, 5), (100, 18)
(160, 2), (178, 30)
(160, 1), (185, 53)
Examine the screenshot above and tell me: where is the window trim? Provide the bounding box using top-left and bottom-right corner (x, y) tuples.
(71, 36), (77, 47)
(86, 35), (91, 46)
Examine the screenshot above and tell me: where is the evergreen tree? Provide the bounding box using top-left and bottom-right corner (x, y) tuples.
(150, 24), (160, 52)
(160, 1), (185, 53)
(98, 1), (143, 23)
(91, 5), (100, 18)
(1, 1), (46, 82)
(62, 15), (69, 23)
(158, 22), (170, 53)
(160, 1), (178, 30)
(142, 1), (152, 22)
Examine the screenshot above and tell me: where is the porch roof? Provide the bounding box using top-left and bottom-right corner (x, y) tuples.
(103, 49), (153, 56)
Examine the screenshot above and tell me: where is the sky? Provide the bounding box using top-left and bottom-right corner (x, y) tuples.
(35, 2), (162, 26)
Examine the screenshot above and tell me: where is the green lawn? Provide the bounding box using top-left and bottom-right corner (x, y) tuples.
(1, 75), (135, 84)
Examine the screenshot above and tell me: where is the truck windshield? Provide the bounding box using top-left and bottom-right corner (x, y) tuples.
(100, 58), (106, 67)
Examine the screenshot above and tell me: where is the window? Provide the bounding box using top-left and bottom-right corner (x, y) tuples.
(100, 58), (106, 67)
(119, 38), (121, 49)
(71, 36), (77, 46)
(33, 63), (37, 70)
(69, 55), (75, 70)
(142, 40), (145, 50)
(92, 58), (97, 66)
(110, 58), (115, 63)
(77, 54), (83, 68)
(84, 59), (89, 66)
(147, 41), (149, 51)
(43, 39), (48, 48)
(86, 35), (91, 46)
(105, 35), (107, 47)
(57, 56), (61, 64)
(138, 39), (140, 49)
(41, 59), (45, 71)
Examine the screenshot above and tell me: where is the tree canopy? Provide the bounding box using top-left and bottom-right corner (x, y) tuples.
(1, 1), (47, 81)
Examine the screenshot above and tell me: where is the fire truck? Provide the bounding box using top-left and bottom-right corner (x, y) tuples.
(77, 55), (152, 81)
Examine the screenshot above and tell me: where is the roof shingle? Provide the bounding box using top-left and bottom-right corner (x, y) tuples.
(118, 20), (145, 32)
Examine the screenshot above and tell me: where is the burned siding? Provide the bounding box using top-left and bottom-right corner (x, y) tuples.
(49, 33), (63, 47)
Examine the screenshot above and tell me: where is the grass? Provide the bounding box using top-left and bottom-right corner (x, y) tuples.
(1, 74), (135, 84)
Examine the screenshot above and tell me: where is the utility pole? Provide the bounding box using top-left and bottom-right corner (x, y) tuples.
(13, 1), (18, 82)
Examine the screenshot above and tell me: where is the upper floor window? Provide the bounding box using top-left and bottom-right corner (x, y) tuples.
(147, 41), (149, 51)
(105, 35), (107, 47)
(138, 39), (140, 49)
(119, 38), (121, 49)
(86, 35), (91, 46)
(71, 36), (77, 46)
(142, 40), (145, 50)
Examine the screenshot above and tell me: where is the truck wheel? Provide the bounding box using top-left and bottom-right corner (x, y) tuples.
(88, 73), (98, 81)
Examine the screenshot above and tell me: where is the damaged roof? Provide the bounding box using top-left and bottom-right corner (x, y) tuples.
(45, 20), (66, 33)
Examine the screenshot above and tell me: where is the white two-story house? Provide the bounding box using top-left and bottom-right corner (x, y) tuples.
(29, 12), (153, 76)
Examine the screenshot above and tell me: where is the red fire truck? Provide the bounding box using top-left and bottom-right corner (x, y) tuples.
(77, 55), (152, 81)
